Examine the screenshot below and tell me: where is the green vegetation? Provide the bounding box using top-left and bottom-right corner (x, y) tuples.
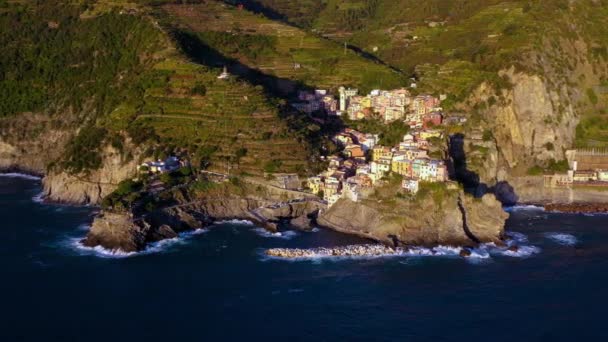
(0, 2), (164, 117)
(61, 126), (108, 174)
(161, 1), (406, 93)
(576, 115), (608, 147)
(343, 118), (409, 146)
(527, 159), (569, 175)
(196, 31), (278, 62)
(0, 1), (323, 176)
(101, 179), (144, 211)
(416, 181), (451, 203)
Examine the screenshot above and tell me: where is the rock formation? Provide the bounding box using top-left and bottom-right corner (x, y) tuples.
(317, 191), (507, 247)
(83, 194), (325, 252)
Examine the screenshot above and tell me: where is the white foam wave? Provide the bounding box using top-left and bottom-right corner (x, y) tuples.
(545, 233), (577, 246)
(501, 245), (541, 258)
(31, 191), (45, 203)
(0, 172), (42, 181)
(253, 228), (299, 240)
(214, 219), (255, 226)
(311, 227), (320, 232)
(504, 205), (545, 213)
(77, 224), (91, 231)
(505, 231), (529, 244)
(69, 228), (209, 258)
(69, 238), (137, 258)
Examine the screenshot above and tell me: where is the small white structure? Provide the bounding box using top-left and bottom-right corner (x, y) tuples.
(217, 66), (230, 80)
(139, 156), (180, 174)
(402, 179), (419, 194)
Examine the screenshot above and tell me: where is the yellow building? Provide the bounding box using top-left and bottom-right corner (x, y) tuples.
(307, 177), (323, 195)
(419, 130), (442, 140)
(391, 159), (412, 177)
(372, 146), (393, 161)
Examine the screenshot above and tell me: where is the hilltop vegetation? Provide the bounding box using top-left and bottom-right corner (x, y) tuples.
(160, 0), (406, 94)
(0, 1), (324, 177)
(241, 0), (608, 150)
(1, 0), (607, 185)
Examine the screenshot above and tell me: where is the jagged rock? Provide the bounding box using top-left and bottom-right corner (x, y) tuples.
(508, 245), (519, 253)
(83, 212), (147, 252)
(317, 191), (507, 246)
(459, 248), (472, 257)
(150, 224), (178, 241)
(290, 215), (312, 230)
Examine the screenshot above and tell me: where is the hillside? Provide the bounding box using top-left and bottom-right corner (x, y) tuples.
(239, 0), (608, 181)
(0, 1), (330, 203)
(159, 0), (406, 94)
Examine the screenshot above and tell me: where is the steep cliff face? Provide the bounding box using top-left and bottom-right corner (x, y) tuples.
(0, 113), (73, 174)
(463, 70), (578, 183)
(317, 192), (507, 247)
(43, 143), (141, 205)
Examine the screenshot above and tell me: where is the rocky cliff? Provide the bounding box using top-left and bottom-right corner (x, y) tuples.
(0, 113), (73, 175)
(317, 191), (507, 247)
(43, 144), (141, 205)
(455, 36), (608, 202)
(83, 184), (325, 252)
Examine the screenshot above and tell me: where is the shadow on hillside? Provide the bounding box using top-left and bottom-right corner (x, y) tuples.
(170, 29), (344, 171)
(449, 133), (519, 205)
(223, 0), (404, 75)
(172, 30), (311, 99)
(449, 134), (481, 195)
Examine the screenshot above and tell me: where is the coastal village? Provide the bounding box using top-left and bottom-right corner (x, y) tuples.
(133, 66), (608, 210)
(294, 87), (453, 207)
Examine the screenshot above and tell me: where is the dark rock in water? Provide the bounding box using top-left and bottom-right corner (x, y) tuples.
(494, 240), (507, 248)
(459, 248), (472, 257)
(508, 245), (519, 253)
(150, 224), (178, 241)
(290, 215), (312, 230)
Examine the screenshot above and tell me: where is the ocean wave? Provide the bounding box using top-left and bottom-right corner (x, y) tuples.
(504, 205), (545, 213)
(311, 227), (320, 232)
(77, 224), (91, 231)
(69, 238), (137, 258)
(68, 228), (209, 258)
(545, 233), (577, 246)
(214, 219), (255, 226)
(0, 172), (42, 181)
(505, 231), (529, 244)
(31, 191), (45, 203)
(500, 245), (541, 258)
(253, 227), (299, 240)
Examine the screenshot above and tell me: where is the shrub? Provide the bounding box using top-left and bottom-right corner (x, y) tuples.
(191, 82), (207, 96)
(527, 165), (544, 175)
(587, 88), (598, 105)
(62, 125), (108, 174)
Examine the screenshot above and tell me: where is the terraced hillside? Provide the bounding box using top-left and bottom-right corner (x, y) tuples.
(128, 56), (316, 176)
(160, 0), (406, 94)
(0, 1), (319, 178)
(239, 0), (608, 172)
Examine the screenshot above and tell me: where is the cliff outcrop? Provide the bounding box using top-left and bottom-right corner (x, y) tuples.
(83, 187), (325, 252)
(317, 191), (507, 247)
(43, 144), (141, 205)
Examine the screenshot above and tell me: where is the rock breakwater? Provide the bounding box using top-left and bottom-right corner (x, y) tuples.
(545, 202), (608, 214)
(266, 245), (400, 258)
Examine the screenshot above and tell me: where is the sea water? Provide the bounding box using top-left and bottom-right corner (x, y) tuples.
(1, 175), (607, 341)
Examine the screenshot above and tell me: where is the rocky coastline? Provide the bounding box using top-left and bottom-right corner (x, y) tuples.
(544, 202), (608, 214)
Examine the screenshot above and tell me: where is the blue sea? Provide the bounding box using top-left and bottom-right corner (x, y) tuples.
(2, 174), (608, 341)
